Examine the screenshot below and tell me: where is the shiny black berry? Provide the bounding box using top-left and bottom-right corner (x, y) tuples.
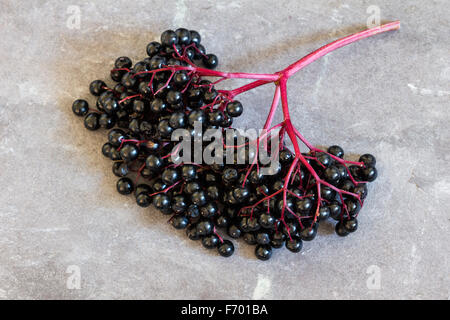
(255, 245), (272, 261)
(84, 113), (100, 131)
(72, 99), (89, 116)
(218, 240), (234, 257)
(116, 177), (134, 195)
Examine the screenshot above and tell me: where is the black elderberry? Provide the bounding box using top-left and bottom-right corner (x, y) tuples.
(152, 193), (171, 212)
(173, 71), (190, 87)
(279, 149), (294, 164)
(335, 222), (349, 237)
(256, 231), (271, 245)
(157, 119), (173, 137)
(340, 179), (356, 192)
(320, 185), (336, 201)
(255, 245), (272, 261)
(194, 44), (206, 59)
(119, 144), (139, 162)
(318, 206), (330, 221)
(196, 220), (213, 236)
(186, 225), (200, 240)
(112, 162), (129, 177)
(132, 99), (146, 114)
(169, 112), (186, 129)
(190, 30), (201, 45)
(113, 83), (127, 94)
(152, 180), (168, 193)
(220, 114), (233, 127)
(187, 87), (202, 101)
(349, 165), (363, 181)
(246, 217), (261, 232)
(183, 204), (198, 220)
(102, 142), (114, 158)
(343, 218), (358, 233)
(215, 215), (230, 228)
(359, 154), (376, 167)
(270, 232), (286, 249)
(161, 167), (180, 185)
(316, 152), (332, 167)
(108, 129), (126, 147)
(161, 30), (178, 47)
(136, 193), (152, 208)
(135, 184), (152, 196)
(172, 215), (189, 229)
(188, 110), (206, 126)
(203, 54), (218, 69)
(328, 145), (344, 158)
(324, 166), (341, 184)
(259, 213), (275, 229)
(328, 200), (342, 220)
(299, 223), (318, 241)
(132, 61), (149, 79)
(272, 180), (284, 192)
(232, 186), (250, 203)
(207, 110), (224, 126)
(344, 198), (361, 217)
(206, 185), (220, 200)
(227, 224), (241, 239)
(226, 101), (243, 117)
(84, 113), (100, 131)
(99, 113), (115, 129)
(336, 164), (348, 180)
(280, 221), (296, 237)
(275, 198), (295, 216)
(352, 184), (368, 200)
(218, 240), (234, 257)
(138, 82), (153, 98)
(243, 232), (257, 245)
(166, 90), (182, 105)
(121, 72), (137, 89)
(149, 55), (167, 70)
(203, 89), (218, 103)
(140, 167), (153, 179)
(72, 99), (89, 116)
(146, 42), (161, 57)
(89, 80), (107, 96)
(286, 237), (303, 253)
(172, 195), (188, 214)
(222, 167), (238, 183)
(116, 177), (134, 195)
(191, 190), (207, 206)
(115, 56), (132, 69)
(150, 98), (167, 114)
(202, 234), (220, 249)
(128, 119), (141, 134)
(109, 148), (121, 161)
(362, 166), (378, 182)
(98, 91), (113, 110)
(145, 154), (163, 171)
(184, 181), (201, 195)
(110, 69), (124, 82)
(200, 202), (218, 218)
(175, 28), (191, 45)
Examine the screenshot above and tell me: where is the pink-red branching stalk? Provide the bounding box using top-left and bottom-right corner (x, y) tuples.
(121, 22), (400, 228)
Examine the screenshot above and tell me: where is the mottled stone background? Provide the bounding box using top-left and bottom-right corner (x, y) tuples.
(0, 0), (448, 299)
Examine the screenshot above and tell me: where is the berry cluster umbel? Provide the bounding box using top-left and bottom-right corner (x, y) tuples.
(72, 23), (398, 260)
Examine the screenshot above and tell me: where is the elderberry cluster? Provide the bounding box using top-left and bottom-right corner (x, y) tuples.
(72, 28), (378, 260)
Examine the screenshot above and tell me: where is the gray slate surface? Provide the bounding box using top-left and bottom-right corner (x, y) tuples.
(0, 0), (448, 299)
